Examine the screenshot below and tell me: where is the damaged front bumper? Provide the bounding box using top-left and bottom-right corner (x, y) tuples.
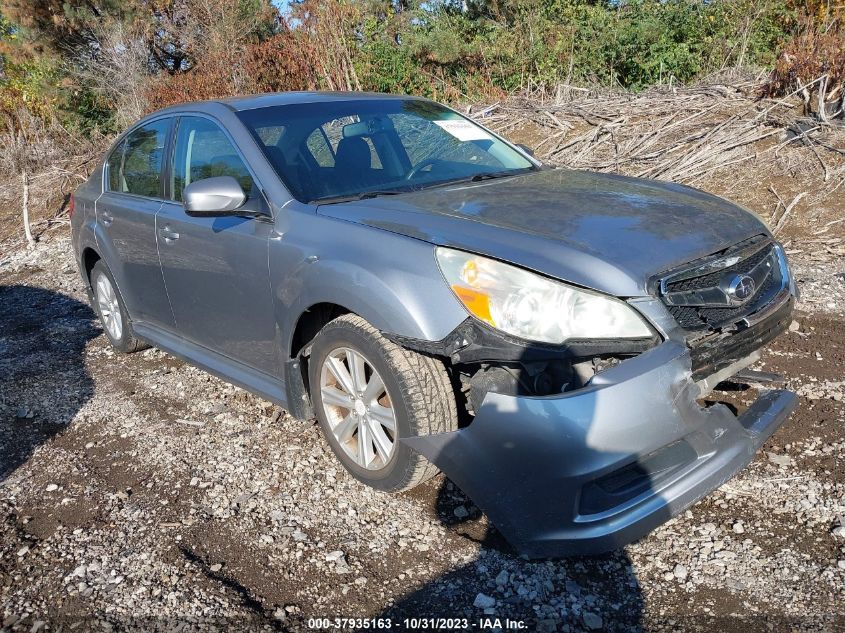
(402, 335), (797, 558)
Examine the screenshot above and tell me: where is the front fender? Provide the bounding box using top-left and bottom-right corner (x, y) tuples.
(271, 212), (468, 358)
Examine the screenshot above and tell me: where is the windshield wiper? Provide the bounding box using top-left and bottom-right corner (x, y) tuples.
(417, 168), (533, 191)
(312, 168), (534, 203)
(311, 189), (410, 205)
(470, 169), (529, 182)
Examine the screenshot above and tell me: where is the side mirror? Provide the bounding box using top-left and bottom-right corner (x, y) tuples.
(516, 143), (535, 157)
(183, 176), (247, 217)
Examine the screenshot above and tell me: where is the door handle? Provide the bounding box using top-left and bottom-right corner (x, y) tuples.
(100, 211), (113, 226)
(159, 227), (180, 242)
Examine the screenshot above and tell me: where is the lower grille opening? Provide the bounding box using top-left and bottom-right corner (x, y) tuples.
(579, 440), (698, 516)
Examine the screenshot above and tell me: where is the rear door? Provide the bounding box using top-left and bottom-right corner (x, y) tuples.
(156, 115), (279, 376)
(96, 118), (176, 329)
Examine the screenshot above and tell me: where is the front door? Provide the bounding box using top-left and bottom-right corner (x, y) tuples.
(96, 118), (176, 330)
(156, 115), (279, 376)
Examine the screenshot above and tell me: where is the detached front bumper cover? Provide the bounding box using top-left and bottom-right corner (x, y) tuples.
(402, 340), (797, 558)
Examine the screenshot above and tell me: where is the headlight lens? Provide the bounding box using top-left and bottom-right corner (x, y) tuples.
(773, 242), (796, 295)
(436, 248), (652, 344)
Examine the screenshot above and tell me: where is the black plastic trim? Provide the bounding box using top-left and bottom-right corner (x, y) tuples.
(648, 233), (769, 296)
(284, 358), (314, 421)
(384, 318), (660, 365)
(689, 295), (794, 380)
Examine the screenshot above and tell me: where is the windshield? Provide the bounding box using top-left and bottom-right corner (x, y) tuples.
(236, 98), (535, 203)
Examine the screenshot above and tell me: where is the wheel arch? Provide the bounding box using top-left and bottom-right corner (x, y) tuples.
(288, 302), (353, 360)
(89, 220), (133, 310)
(81, 246), (102, 287)
(282, 285), (463, 423)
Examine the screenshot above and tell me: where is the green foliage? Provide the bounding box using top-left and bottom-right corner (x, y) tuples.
(0, 0), (808, 135)
(58, 87), (119, 135)
(401, 0), (795, 93)
(358, 17), (426, 94)
(0, 51), (59, 119)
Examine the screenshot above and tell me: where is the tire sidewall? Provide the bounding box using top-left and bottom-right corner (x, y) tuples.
(309, 323), (416, 491)
(91, 262), (131, 352)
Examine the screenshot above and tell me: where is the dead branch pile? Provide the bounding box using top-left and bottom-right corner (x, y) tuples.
(0, 140), (107, 248)
(470, 78), (845, 190)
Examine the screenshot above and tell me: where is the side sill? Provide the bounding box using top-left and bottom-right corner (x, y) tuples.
(133, 322), (289, 410)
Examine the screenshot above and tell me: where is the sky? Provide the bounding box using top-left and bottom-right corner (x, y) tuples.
(272, 0), (293, 14)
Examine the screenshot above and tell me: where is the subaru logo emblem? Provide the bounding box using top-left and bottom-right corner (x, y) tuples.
(726, 274), (756, 304)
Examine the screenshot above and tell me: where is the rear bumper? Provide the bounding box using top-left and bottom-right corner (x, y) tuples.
(402, 340), (797, 558)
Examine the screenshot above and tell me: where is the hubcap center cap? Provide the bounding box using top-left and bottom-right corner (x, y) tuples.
(353, 399), (367, 416)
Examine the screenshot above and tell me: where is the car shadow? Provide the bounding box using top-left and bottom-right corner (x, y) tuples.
(384, 476), (646, 632)
(0, 285), (98, 483)
(379, 345), (682, 631)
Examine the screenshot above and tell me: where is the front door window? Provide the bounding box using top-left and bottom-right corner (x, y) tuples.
(171, 117), (254, 202)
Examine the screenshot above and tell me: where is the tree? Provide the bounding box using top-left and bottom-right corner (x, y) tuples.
(1, 0), (138, 54)
(73, 17), (151, 128)
(289, 0), (363, 91)
(146, 0), (282, 109)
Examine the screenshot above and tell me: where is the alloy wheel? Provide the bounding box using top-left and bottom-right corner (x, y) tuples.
(95, 273), (123, 341)
(319, 347), (396, 470)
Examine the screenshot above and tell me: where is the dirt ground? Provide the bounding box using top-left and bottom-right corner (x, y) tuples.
(1, 95), (845, 632)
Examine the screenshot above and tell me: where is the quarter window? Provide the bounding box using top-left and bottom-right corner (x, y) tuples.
(107, 119), (170, 197)
(171, 117), (254, 202)
(106, 140), (125, 192)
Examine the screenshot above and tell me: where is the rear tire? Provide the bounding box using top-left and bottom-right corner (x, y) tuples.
(90, 261), (148, 353)
(308, 314), (458, 492)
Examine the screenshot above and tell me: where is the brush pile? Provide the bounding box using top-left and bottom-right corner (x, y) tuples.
(471, 77), (845, 191)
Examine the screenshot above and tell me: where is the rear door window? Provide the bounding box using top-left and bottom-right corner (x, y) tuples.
(107, 119), (170, 197)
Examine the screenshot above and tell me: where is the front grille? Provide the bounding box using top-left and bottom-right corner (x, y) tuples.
(694, 272), (778, 326)
(658, 237), (785, 330)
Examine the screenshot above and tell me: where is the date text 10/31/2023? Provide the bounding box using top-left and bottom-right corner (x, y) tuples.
(306, 617), (528, 630)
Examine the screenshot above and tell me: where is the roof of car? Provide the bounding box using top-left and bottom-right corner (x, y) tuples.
(165, 91), (420, 114)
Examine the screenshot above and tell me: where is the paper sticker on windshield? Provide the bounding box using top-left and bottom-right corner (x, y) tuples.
(434, 120), (492, 142)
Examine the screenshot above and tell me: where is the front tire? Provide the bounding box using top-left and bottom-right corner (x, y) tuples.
(308, 314), (458, 492)
(90, 261), (148, 353)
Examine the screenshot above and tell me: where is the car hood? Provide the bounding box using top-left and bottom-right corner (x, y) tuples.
(316, 169), (769, 297)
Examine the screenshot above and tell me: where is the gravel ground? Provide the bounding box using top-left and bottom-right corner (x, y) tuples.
(1, 233), (844, 633)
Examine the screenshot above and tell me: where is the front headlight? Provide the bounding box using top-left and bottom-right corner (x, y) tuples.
(436, 248), (652, 344)
(773, 242), (797, 296)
